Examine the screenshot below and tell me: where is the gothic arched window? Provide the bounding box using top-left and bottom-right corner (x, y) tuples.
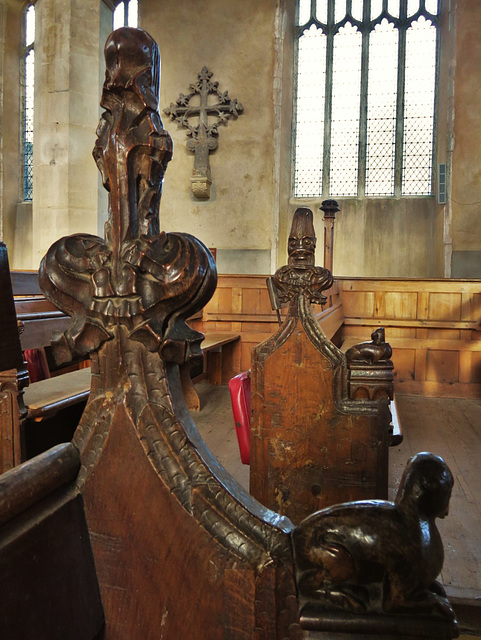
(21, 3), (35, 201)
(293, 0), (439, 198)
(113, 0), (138, 29)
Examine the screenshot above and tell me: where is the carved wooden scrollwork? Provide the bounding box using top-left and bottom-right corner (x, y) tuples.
(37, 28), (298, 638)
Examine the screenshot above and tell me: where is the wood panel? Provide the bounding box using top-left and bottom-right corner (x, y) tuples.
(202, 275), (280, 373)
(338, 278), (481, 398)
(198, 275), (481, 397)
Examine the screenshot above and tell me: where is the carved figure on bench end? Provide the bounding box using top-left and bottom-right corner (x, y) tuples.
(292, 452), (458, 634)
(273, 207), (333, 307)
(39, 27), (216, 372)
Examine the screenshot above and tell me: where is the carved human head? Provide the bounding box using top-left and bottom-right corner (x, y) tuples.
(288, 208), (317, 267)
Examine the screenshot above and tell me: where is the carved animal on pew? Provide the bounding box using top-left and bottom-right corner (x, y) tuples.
(292, 452), (459, 638)
(345, 328), (393, 365)
(250, 208), (396, 523)
(346, 327), (395, 402)
(0, 26), (457, 640)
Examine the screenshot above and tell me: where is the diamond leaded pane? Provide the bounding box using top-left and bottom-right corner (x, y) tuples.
(23, 49), (34, 201)
(294, 25), (327, 197)
(402, 16), (436, 195)
(293, 0), (437, 199)
(329, 23), (362, 196)
(365, 19), (398, 196)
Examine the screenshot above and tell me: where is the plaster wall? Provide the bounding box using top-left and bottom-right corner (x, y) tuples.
(142, 0), (280, 273)
(31, 0), (102, 268)
(281, 197), (437, 278)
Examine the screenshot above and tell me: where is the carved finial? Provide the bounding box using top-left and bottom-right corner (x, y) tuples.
(287, 207), (316, 267)
(320, 199), (340, 220)
(39, 28), (217, 366)
(272, 208), (333, 307)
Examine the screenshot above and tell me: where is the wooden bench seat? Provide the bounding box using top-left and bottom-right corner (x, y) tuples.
(23, 367), (91, 421)
(182, 332), (240, 411)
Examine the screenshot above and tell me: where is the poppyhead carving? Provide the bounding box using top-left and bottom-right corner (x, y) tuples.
(273, 208), (333, 306)
(39, 27), (217, 367)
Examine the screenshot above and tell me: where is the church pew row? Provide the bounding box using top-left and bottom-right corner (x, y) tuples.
(201, 274), (481, 399)
(0, 443), (104, 639)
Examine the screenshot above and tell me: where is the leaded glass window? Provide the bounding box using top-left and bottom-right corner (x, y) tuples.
(22, 4), (35, 202)
(294, 0), (439, 198)
(113, 0), (138, 29)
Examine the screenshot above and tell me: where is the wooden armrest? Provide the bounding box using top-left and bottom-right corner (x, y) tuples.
(0, 442), (80, 525)
(24, 367), (91, 420)
(315, 301), (345, 340)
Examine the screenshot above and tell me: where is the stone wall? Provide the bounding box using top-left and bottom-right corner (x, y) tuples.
(143, 0), (285, 275)
(0, 0), (480, 278)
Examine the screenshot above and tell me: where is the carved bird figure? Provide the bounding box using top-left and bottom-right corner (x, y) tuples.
(293, 452), (456, 620)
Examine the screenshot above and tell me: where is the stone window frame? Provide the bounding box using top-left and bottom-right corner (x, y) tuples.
(292, 0), (440, 200)
(19, 1), (35, 203)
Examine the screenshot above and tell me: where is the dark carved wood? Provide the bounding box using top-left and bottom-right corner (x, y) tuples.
(0, 443), (104, 639)
(0, 243), (27, 472)
(292, 452), (459, 638)
(320, 199), (340, 273)
(346, 328), (394, 401)
(250, 208), (395, 523)
(38, 27), (298, 639)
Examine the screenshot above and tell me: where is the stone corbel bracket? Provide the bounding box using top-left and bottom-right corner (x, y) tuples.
(164, 67), (243, 199)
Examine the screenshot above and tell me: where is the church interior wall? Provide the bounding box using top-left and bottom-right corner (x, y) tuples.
(0, 0), (480, 280)
(450, 0), (481, 278)
(1, 0), (23, 265)
(142, 0), (280, 275)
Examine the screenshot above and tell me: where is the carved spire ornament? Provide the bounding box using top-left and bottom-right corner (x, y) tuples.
(164, 66), (243, 199)
(272, 207), (334, 309)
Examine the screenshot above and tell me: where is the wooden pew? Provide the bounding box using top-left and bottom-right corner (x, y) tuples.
(0, 243), (26, 473)
(249, 209), (397, 524)
(0, 443), (104, 639)
(11, 269), (91, 421)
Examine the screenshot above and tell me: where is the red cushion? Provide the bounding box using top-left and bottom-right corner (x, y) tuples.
(24, 348), (50, 383)
(228, 372), (251, 465)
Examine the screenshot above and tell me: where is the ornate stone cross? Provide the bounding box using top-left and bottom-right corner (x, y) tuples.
(164, 67), (243, 199)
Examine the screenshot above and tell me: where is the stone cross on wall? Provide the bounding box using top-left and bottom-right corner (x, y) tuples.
(164, 67), (243, 199)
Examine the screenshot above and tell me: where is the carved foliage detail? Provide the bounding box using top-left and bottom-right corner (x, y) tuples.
(39, 28), (216, 367)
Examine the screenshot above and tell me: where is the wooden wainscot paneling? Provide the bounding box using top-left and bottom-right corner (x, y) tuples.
(337, 278), (481, 398)
(202, 275), (281, 373)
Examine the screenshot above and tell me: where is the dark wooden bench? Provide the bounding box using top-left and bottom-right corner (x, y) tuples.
(11, 269), (91, 421)
(0, 443), (104, 639)
(0, 259), (92, 473)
